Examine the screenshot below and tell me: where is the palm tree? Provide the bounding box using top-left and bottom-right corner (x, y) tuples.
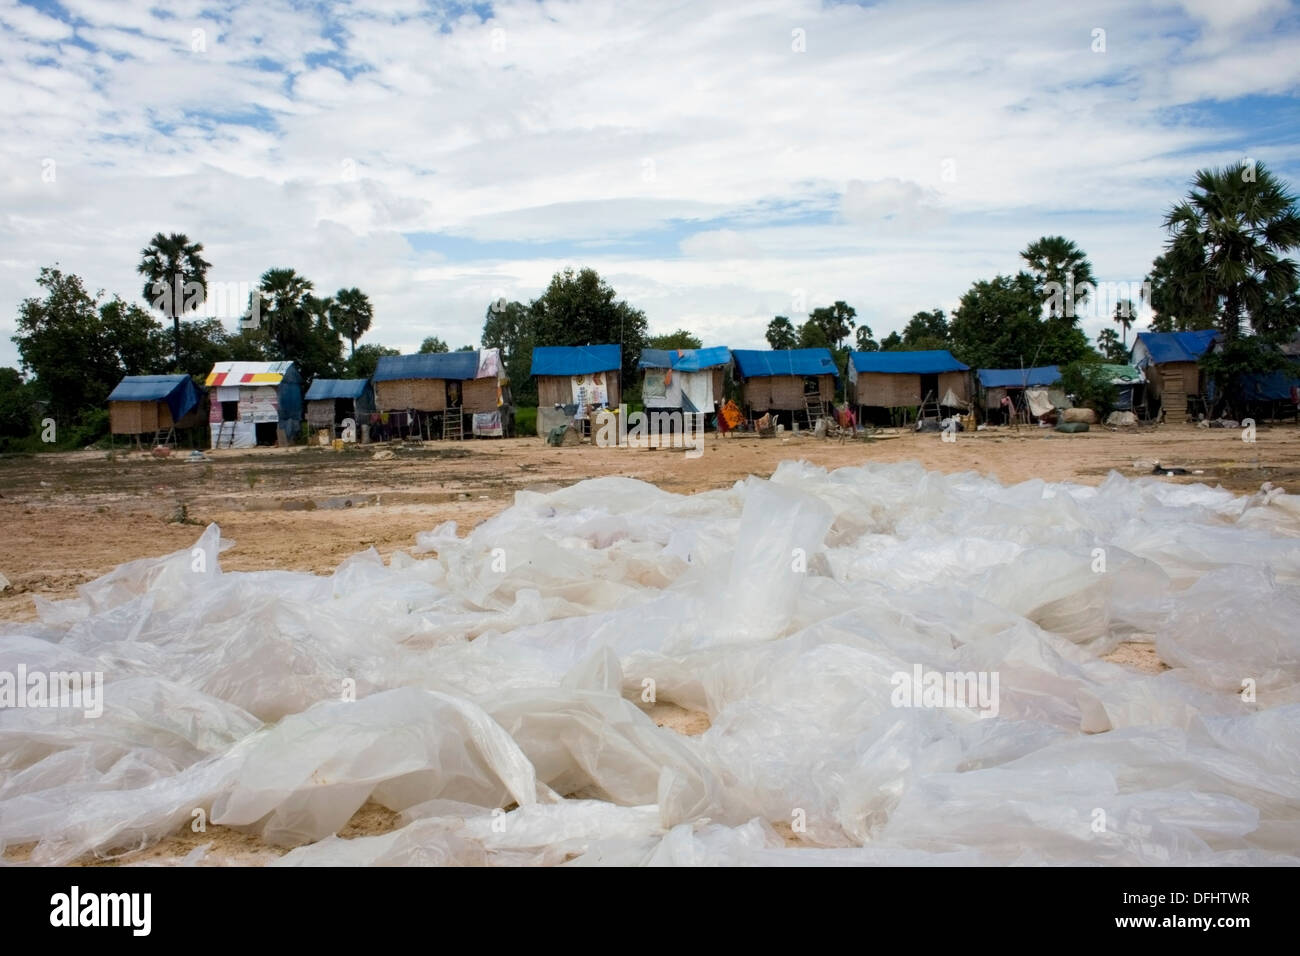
(329, 288), (373, 356)
(1162, 162), (1300, 341)
(1112, 299), (1135, 347)
(1021, 236), (1096, 322)
(137, 232), (211, 369)
(257, 268), (314, 358)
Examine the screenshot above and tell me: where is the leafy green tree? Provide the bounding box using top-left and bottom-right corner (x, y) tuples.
(765, 316), (797, 349)
(854, 325), (879, 351)
(1060, 360), (1118, 416)
(256, 268), (314, 359)
(481, 299), (533, 404)
(100, 298), (165, 375)
(797, 319), (829, 348)
(647, 329), (703, 350)
(949, 272), (1092, 369)
(0, 367), (37, 443)
(456, 344), (476, 351)
(902, 308), (949, 345)
(419, 336), (449, 354)
(528, 267), (647, 388)
(348, 343), (400, 379)
(1162, 162), (1300, 341)
(1021, 236), (1096, 322)
(880, 331), (903, 350)
(328, 288), (373, 356)
(808, 300), (857, 347)
(13, 267), (130, 425)
(137, 232), (211, 369)
(1096, 328), (1128, 362)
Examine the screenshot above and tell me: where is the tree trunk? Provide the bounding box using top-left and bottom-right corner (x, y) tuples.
(173, 314), (181, 371)
(1223, 288), (1242, 341)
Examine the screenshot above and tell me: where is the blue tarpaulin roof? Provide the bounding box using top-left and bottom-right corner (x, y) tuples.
(304, 378), (370, 400)
(731, 348), (839, 379)
(638, 346), (731, 371)
(1133, 329), (1218, 365)
(1235, 362), (1300, 402)
(374, 352), (479, 382)
(107, 374), (201, 421)
(977, 365), (1061, 388)
(530, 345), (622, 376)
(850, 350), (969, 374)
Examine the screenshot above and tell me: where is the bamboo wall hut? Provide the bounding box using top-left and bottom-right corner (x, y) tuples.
(730, 349), (837, 423)
(848, 350), (970, 419)
(1130, 330), (1218, 422)
(304, 378), (375, 439)
(372, 350), (510, 439)
(107, 374), (203, 444)
(530, 345), (622, 436)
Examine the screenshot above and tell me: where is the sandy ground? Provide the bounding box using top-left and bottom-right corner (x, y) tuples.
(1, 420), (1289, 863)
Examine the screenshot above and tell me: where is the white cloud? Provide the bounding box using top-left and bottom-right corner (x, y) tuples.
(0, 0), (1296, 368)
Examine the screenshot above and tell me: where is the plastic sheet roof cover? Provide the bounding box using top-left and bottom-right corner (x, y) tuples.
(374, 351), (480, 382)
(638, 347), (732, 371)
(205, 361), (295, 387)
(7, 461), (1300, 865)
(529, 344), (622, 377)
(106, 374), (202, 422)
(1132, 329), (1219, 365)
(977, 366), (1061, 388)
(732, 348), (839, 379)
(849, 349), (969, 375)
(304, 379), (370, 401)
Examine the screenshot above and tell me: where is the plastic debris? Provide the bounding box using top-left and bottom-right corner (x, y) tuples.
(3, 461), (1299, 866)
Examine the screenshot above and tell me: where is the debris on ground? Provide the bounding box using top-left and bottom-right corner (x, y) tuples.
(3, 462), (1298, 866)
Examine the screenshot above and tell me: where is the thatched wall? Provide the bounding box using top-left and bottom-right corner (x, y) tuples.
(374, 378), (446, 411)
(743, 374), (832, 411)
(461, 377), (500, 414)
(110, 400), (174, 435)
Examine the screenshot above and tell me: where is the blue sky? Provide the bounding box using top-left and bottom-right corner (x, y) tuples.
(1, 0), (1298, 367)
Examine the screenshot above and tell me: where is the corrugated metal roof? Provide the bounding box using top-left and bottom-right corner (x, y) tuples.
(731, 348), (839, 379)
(638, 346), (731, 371)
(205, 361), (294, 387)
(373, 352), (479, 382)
(977, 366), (1060, 388)
(1132, 330), (1218, 365)
(850, 350), (969, 374)
(530, 344), (622, 376)
(304, 378), (370, 400)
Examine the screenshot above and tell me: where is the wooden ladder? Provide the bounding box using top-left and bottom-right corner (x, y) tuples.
(152, 425), (176, 448)
(442, 408), (464, 441)
(215, 421), (236, 448)
(803, 394), (828, 428)
(918, 389), (941, 424)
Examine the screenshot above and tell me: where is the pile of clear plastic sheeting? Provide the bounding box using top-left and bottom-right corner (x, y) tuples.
(3, 461), (1299, 866)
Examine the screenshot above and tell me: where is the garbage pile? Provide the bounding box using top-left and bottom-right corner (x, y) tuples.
(3, 461), (1299, 866)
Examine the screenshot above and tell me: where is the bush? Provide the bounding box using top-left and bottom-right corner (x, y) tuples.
(1060, 361), (1117, 416)
(514, 406), (536, 436)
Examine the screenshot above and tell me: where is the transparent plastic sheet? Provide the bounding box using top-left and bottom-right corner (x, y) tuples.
(3, 462), (1300, 865)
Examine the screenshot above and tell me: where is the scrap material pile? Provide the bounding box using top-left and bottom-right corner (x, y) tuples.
(3, 461), (1300, 865)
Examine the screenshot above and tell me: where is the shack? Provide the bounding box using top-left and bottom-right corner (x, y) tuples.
(730, 348), (837, 427)
(977, 365), (1062, 424)
(304, 378), (375, 441)
(530, 345), (622, 437)
(848, 350), (970, 423)
(1130, 329), (1218, 422)
(638, 347), (731, 421)
(107, 374), (204, 446)
(205, 361), (302, 448)
(372, 349), (510, 440)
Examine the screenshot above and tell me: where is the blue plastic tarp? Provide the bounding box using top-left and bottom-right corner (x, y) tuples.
(530, 345), (622, 376)
(106, 374), (201, 422)
(977, 366), (1061, 388)
(304, 378), (370, 400)
(850, 350), (969, 374)
(638, 346), (731, 371)
(374, 352), (479, 382)
(732, 348), (839, 379)
(1133, 329), (1218, 365)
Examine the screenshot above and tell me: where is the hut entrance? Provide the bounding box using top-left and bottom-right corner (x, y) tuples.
(919, 373), (939, 402)
(335, 398), (355, 425)
(221, 400), (239, 422)
(445, 381), (462, 409)
(255, 422), (278, 445)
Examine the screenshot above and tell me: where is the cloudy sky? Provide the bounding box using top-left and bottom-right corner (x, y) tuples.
(2, 0), (1298, 368)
